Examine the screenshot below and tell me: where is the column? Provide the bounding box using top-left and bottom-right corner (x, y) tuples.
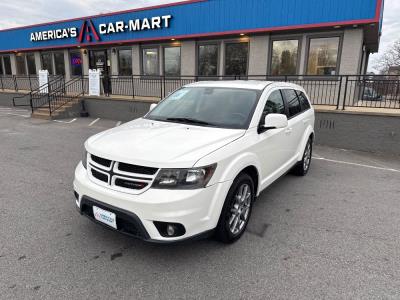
(111, 48), (119, 76)
(132, 45), (140, 75)
(248, 35), (269, 76)
(63, 49), (71, 80)
(180, 40), (196, 76)
(82, 49), (89, 76)
(339, 28), (364, 75)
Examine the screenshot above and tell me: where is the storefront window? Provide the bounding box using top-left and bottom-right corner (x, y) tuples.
(271, 40), (299, 75)
(225, 43), (248, 76)
(142, 48), (159, 76)
(41, 53), (53, 74)
(3, 56), (12, 75)
(164, 47), (181, 77)
(198, 44), (219, 76)
(70, 51), (83, 76)
(118, 49), (132, 76)
(26, 53), (37, 75)
(54, 52), (65, 75)
(0, 58), (3, 75)
(307, 37), (340, 75)
(16, 54), (26, 75)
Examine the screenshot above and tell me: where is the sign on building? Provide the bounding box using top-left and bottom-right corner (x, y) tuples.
(89, 69), (101, 96)
(38, 70), (49, 93)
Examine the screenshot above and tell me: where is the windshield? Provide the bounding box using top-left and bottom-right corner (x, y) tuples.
(146, 87), (261, 129)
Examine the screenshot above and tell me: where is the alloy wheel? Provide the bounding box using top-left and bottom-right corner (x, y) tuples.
(228, 183), (252, 235)
(303, 142), (312, 171)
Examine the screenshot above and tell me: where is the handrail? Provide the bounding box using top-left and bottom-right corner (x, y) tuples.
(47, 76), (81, 95)
(49, 90), (84, 116)
(12, 76), (65, 110)
(42, 77), (84, 115)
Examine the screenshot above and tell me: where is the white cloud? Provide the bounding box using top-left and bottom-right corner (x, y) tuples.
(368, 0), (400, 72)
(0, 0), (181, 29)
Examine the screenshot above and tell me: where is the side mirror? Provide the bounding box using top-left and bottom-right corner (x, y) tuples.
(149, 103), (157, 112)
(261, 114), (288, 131)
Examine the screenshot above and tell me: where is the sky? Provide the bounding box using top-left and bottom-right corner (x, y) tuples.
(0, 0), (398, 72)
(368, 0), (400, 72)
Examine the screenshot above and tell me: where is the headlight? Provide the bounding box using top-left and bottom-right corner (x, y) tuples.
(152, 164), (217, 189)
(82, 149), (88, 169)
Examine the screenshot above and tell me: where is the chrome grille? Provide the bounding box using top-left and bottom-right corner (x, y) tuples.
(87, 154), (158, 194)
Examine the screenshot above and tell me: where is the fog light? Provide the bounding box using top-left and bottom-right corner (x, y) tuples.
(153, 221), (186, 238)
(167, 225), (175, 236)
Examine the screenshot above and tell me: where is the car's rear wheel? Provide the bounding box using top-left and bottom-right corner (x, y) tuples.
(215, 173), (254, 243)
(292, 137), (313, 176)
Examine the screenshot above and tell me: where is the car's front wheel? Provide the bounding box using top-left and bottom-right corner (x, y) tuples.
(215, 173), (255, 243)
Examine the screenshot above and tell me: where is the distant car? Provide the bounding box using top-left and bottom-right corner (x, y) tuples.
(73, 81), (315, 243)
(362, 87), (383, 101)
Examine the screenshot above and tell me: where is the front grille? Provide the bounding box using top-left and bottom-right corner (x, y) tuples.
(115, 178), (149, 190)
(91, 168), (108, 183)
(88, 154), (158, 193)
(91, 154), (112, 168)
(118, 162), (158, 175)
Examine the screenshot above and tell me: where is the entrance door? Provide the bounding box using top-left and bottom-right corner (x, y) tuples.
(89, 50), (112, 94)
(89, 50), (110, 76)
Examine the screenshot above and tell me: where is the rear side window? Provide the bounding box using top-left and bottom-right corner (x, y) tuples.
(297, 91), (311, 111)
(282, 89), (301, 118)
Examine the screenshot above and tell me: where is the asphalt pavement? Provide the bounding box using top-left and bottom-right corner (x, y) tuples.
(1, 106), (400, 299)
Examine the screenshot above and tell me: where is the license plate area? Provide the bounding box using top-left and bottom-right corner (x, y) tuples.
(93, 206), (117, 229)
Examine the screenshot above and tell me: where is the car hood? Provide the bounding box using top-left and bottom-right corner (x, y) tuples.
(86, 118), (245, 168)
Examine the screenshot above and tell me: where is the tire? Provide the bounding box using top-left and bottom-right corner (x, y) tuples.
(292, 137), (313, 176)
(215, 173), (255, 243)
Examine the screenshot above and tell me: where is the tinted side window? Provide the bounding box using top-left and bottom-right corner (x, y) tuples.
(282, 89), (301, 118)
(297, 91), (311, 111)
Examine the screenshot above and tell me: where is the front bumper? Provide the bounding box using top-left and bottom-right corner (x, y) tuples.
(73, 162), (232, 242)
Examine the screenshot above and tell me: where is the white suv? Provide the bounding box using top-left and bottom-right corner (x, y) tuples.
(73, 81), (315, 243)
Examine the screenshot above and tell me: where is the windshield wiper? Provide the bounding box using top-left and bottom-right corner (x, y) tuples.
(166, 117), (216, 126)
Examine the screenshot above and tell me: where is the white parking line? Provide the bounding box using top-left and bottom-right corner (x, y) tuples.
(6, 113), (30, 118)
(314, 157), (400, 173)
(89, 118), (100, 126)
(53, 118), (77, 124)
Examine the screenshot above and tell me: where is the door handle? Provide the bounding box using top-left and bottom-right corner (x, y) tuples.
(285, 128), (293, 134)
(303, 119), (310, 124)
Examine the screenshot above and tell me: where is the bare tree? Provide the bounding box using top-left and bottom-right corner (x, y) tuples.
(374, 40), (400, 74)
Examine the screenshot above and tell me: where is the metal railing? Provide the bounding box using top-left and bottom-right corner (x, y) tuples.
(342, 75), (400, 110)
(0, 75), (65, 92)
(27, 77), (84, 116)
(47, 78), (84, 115)
(80, 74), (400, 110)
(7, 74), (400, 113)
(12, 76), (65, 111)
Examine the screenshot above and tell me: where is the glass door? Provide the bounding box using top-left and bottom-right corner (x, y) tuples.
(89, 50), (110, 76)
(89, 49), (112, 95)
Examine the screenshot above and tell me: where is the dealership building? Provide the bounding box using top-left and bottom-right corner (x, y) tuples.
(0, 0), (384, 80)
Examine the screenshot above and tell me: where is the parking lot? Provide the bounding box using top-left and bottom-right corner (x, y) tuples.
(1, 106), (400, 299)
